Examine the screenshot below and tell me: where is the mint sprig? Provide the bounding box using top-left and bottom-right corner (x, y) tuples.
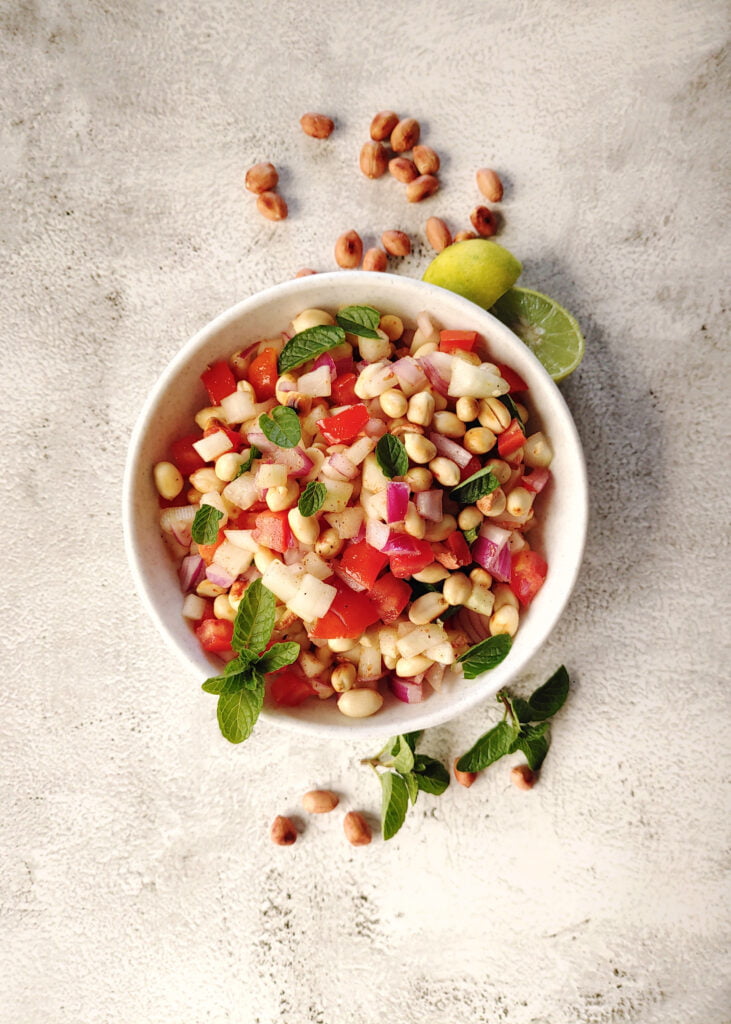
(362, 732), (449, 840)
(191, 504), (223, 545)
(201, 578), (300, 743)
(456, 666), (570, 775)
(375, 433), (408, 479)
(335, 304), (381, 339)
(298, 480), (326, 517)
(278, 324), (346, 374)
(258, 406), (301, 448)
(235, 444), (261, 478)
(457, 632), (512, 680)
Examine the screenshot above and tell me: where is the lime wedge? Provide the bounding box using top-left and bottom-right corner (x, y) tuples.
(490, 286), (585, 381)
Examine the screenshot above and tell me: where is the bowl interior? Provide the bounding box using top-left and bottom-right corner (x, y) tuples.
(123, 272), (587, 739)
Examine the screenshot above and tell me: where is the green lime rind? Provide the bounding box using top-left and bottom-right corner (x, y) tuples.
(490, 286), (585, 381)
(422, 239), (522, 311)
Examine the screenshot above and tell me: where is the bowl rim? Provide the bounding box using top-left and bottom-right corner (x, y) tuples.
(123, 272), (588, 740)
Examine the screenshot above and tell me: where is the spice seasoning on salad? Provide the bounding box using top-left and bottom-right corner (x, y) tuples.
(155, 303), (553, 741)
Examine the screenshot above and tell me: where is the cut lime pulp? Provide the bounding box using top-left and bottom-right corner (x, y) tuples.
(490, 287), (585, 381)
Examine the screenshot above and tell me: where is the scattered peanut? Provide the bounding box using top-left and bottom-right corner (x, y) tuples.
(270, 815), (298, 845)
(381, 229), (411, 256)
(343, 811), (372, 846)
(454, 230), (478, 242)
(245, 162), (279, 194)
(476, 167), (504, 202)
(363, 247), (388, 272)
(300, 112), (334, 138)
(453, 758), (478, 788)
(360, 140), (388, 179)
(426, 216), (452, 252)
(470, 205), (499, 237)
(256, 191), (288, 221)
(412, 144), (440, 175)
(511, 765), (537, 790)
(390, 117), (420, 152)
(406, 174), (440, 203)
(334, 229), (363, 269)
(370, 110), (399, 141)
(302, 790), (339, 814)
(295, 267), (317, 277)
(388, 156), (419, 183)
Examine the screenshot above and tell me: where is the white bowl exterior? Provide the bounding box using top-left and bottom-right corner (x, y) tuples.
(123, 272), (587, 739)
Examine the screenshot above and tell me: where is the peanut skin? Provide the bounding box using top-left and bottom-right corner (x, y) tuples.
(270, 815), (298, 845)
(343, 811), (372, 846)
(453, 758), (478, 788)
(302, 789), (339, 814)
(511, 765), (537, 790)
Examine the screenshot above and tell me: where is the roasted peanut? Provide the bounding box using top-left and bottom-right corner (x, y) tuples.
(270, 815), (298, 845)
(300, 112), (334, 138)
(363, 247), (388, 272)
(245, 162), (279, 194)
(511, 765), (536, 790)
(470, 205), (499, 237)
(256, 191), (288, 221)
(476, 167), (504, 202)
(381, 230), (411, 256)
(295, 267), (317, 278)
(413, 144), (440, 175)
(343, 811), (372, 846)
(454, 230), (478, 242)
(360, 140), (388, 178)
(426, 216), (452, 252)
(453, 758), (478, 788)
(390, 117), (420, 152)
(370, 110), (399, 141)
(406, 174), (439, 203)
(335, 230), (363, 269)
(388, 156), (419, 183)
(302, 790), (339, 814)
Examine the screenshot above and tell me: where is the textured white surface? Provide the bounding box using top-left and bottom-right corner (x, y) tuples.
(1, 1), (730, 1022)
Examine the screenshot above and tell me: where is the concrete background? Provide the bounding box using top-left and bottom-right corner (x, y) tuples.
(1, 1), (729, 1022)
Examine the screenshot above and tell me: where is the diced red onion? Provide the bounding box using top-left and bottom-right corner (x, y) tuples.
(333, 564), (366, 592)
(160, 505), (196, 547)
(392, 356), (427, 389)
(456, 607), (491, 645)
(383, 532), (421, 555)
(479, 522), (511, 548)
(425, 662), (446, 692)
(206, 563), (236, 588)
(364, 416), (388, 438)
(179, 554), (206, 592)
(389, 676), (425, 704)
(523, 467), (551, 493)
(472, 536), (512, 582)
(417, 352), (453, 396)
(428, 432), (472, 468)
(282, 548), (303, 566)
(333, 353), (355, 376)
(415, 489), (443, 522)
(325, 452), (359, 481)
(365, 519), (390, 552)
(352, 520), (366, 544)
(246, 430), (313, 477)
(313, 352), (337, 380)
(297, 364), (332, 397)
(386, 481), (409, 523)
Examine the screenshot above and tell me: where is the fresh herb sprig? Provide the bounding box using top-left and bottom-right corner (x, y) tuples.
(201, 579), (299, 743)
(362, 732), (450, 840)
(191, 504), (223, 545)
(258, 406), (301, 448)
(278, 324), (346, 374)
(335, 304), (381, 339)
(375, 433), (408, 479)
(456, 666), (570, 773)
(298, 480), (326, 517)
(234, 444), (261, 478)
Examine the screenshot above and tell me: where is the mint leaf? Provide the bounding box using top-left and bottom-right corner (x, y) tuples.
(402, 731), (422, 753)
(235, 444), (261, 478)
(457, 718), (520, 773)
(216, 682), (264, 744)
(515, 721), (551, 770)
(257, 641), (300, 675)
(335, 305), (381, 339)
(402, 771), (420, 805)
(412, 755), (450, 795)
(450, 465), (500, 505)
(498, 394), (526, 433)
(510, 696), (535, 723)
(278, 324), (346, 374)
(375, 433), (408, 479)
(232, 578), (276, 655)
(191, 504), (223, 545)
(259, 406), (301, 449)
(380, 770), (409, 840)
(388, 736), (415, 774)
(457, 633), (512, 680)
(527, 665), (570, 720)
(298, 480), (326, 517)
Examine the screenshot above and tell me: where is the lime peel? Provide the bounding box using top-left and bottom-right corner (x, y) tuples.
(490, 286), (585, 381)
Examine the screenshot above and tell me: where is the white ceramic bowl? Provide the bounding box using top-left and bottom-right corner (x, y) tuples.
(123, 272), (587, 739)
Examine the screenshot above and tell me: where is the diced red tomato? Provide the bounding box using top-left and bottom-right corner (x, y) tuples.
(197, 527), (226, 566)
(226, 509), (262, 530)
(460, 455), (482, 481)
(497, 363), (528, 392)
(169, 434), (206, 476)
(369, 573), (411, 623)
(310, 577), (381, 639)
(252, 510), (291, 553)
(439, 330), (478, 353)
(497, 419), (526, 458)
(522, 467), (551, 493)
(204, 418), (242, 453)
(335, 540), (388, 591)
(268, 669), (317, 706)
(388, 537), (434, 579)
(194, 598), (216, 625)
(248, 347), (278, 401)
(317, 404), (370, 445)
(201, 361), (237, 404)
(195, 618), (234, 653)
(509, 550), (548, 607)
(331, 372), (359, 406)
(433, 531), (472, 570)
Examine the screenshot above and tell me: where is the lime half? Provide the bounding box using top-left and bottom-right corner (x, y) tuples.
(490, 286), (585, 381)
